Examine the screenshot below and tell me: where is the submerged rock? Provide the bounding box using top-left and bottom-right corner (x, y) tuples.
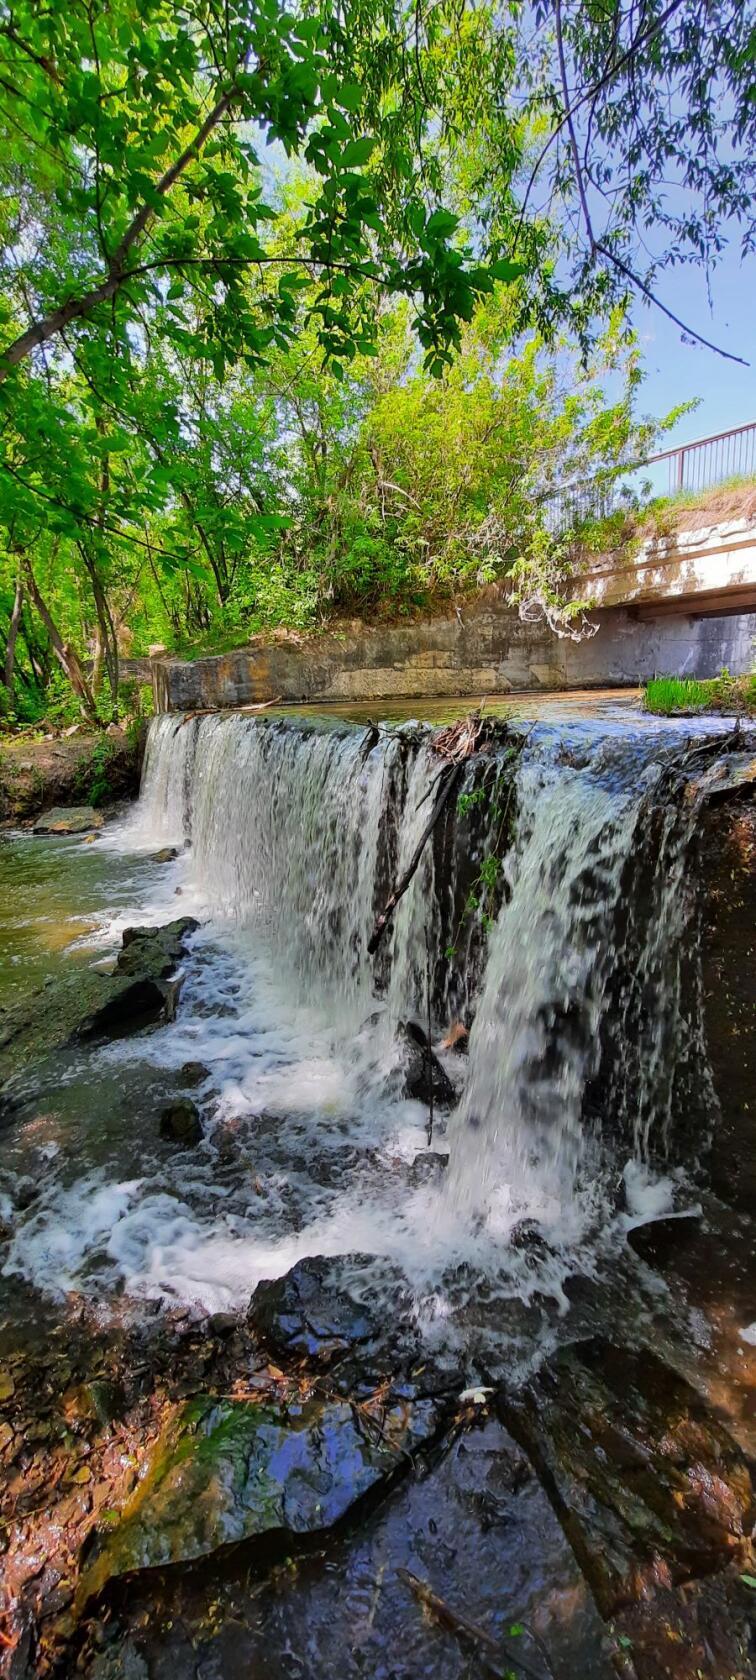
(33, 805), (104, 835)
(177, 1060), (210, 1089)
(407, 1150), (449, 1187)
(151, 846), (180, 863)
(397, 1020), (456, 1107)
(0, 918), (200, 1090)
(159, 1098), (203, 1146)
(78, 1389), (440, 1600)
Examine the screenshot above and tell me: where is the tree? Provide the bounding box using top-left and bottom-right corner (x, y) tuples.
(491, 0), (755, 361)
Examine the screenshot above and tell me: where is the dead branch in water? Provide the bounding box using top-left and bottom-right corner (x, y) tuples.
(367, 763), (463, 954)
(424, 924), (434, 1147)
(397, 1569), (548, 1680)
(433, 708), (487, 763)
(367, 711), (494, 955)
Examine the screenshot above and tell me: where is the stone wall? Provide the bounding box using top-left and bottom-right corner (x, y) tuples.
(153, 599), (754, 712)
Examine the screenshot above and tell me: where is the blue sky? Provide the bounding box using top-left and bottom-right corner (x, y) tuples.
(628, 245), (755, 452)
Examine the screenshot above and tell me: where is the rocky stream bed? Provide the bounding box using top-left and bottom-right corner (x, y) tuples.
(0, 710), (754, 1680)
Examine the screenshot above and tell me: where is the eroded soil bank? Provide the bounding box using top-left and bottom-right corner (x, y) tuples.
(0, 713), (754, 1680)
(0, 728), (143, 826)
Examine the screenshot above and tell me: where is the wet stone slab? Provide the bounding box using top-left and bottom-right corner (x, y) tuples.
(78, 1386), (443, 1606)
(499, 1336), (755, 1618)
(77, 1417), (615, 1680)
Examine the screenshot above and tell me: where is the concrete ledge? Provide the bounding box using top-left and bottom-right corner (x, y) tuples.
(152, 516), (756, 712)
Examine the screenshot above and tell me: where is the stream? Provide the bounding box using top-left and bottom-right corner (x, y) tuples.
(0, 701), (754, 1679)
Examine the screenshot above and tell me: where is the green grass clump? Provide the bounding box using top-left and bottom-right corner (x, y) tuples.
(645, 677), (713, 714)
(644, 671), (756, 716)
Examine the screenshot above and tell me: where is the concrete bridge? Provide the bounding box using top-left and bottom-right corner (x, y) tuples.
(153, 509), (755, 712)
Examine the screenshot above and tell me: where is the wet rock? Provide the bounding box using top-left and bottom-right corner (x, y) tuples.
(626, 1214), (702, 1267)
(61, 1381), (125, 1427)
(250, 1255), (389, 1366)
(177, 1060), (210, 1089)
(698, 797), (756, 1214)
(32, 805), (104, 836)
(207, 1312), (237, 1337)
(73, 918), (199, 1042)
(150, 847), (179, 863)
(247, 1256), (436, 1396)
(159, 1099), (203, 1147)
(397, 1020), (456, 1107)
(78, 1389), (441, 1599)
(499, 1337), (754, 1617)
(407, 1150), (449, 1187)
(117, 917), (199, 977)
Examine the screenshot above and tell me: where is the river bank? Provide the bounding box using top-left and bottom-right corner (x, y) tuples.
(0, 729), (144, 826)
(0, 706), (754, 1679)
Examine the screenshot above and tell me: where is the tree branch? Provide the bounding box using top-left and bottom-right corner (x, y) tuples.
(594, 242), (750, 364)
(0, 82), (239, 379)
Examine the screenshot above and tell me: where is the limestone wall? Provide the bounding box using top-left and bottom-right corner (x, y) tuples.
(153, 513), (756, 710)
(153, 600), (754, 712)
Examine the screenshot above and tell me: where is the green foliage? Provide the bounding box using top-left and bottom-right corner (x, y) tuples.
(76, 737), (115, 807)
(0, 0), (740, 720)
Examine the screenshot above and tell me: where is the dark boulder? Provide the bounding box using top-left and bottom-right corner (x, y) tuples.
(397, 1020), (456, 1107)
(178, 1060), (210, 1089)
(160, 1098), (203, 1146)
(73, 918), (199, 1042)
(248, 1256), (425, 1384)
(151, 846), (180, 863)
(250, 1255), (384, 1366)
(407, 1150), (449, 1187)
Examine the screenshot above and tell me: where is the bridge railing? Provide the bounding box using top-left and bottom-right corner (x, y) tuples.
(542, 419), (756, 536)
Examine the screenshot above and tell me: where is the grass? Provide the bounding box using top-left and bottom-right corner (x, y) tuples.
(644, 671), (756, 716)
(573, 474), (756, 559)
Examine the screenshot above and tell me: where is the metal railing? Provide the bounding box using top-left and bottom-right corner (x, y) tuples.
(651, 419), (756, 495)
(542, 419), (756, 536)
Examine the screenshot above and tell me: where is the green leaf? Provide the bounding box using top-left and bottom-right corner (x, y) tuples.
(740, 1574), (756, 1589)
(425, 208), (460, 240)
(336, 82), (363, 112)
(340, 136), (377, 168)
(489, 259), (527, 282)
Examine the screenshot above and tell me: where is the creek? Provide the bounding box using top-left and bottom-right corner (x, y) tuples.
(0, 700), (754, 1679)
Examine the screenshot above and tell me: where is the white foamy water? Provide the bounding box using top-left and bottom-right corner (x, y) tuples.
(1, 710), (715, 1335)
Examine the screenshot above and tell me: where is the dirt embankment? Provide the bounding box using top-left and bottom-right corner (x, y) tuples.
(0, 728), (144, 825)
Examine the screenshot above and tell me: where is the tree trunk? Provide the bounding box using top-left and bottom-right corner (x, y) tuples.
(3, 575), (23, 689)
(23, 560), (99, 724)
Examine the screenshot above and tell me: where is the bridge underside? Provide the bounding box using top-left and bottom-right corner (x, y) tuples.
(631, 583), (756, 620)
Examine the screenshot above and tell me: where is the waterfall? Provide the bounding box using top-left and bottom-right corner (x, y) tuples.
(442, 748), (650, 1232)
(17, 705), (696, 1328)
(136, 712), (710, 1205)
(3, 705), (720, 1323)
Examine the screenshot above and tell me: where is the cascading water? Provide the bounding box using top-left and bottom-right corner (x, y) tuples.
(1, 707), (720, 1339)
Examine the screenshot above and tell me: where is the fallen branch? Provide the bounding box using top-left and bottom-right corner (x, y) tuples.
(237, 695), (283, 713)
(397, 1569), (547, 1680)
(367, 763), (462, 954)
(424, 924), (434, 1147)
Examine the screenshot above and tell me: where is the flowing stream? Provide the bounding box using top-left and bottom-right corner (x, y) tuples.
(0, 704), (723, 1370)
